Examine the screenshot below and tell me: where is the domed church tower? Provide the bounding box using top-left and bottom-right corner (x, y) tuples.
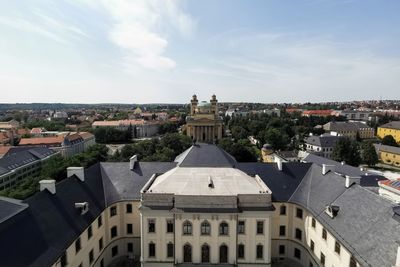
(185, 94), (223, 143)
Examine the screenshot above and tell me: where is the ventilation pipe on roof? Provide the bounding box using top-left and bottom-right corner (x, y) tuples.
(274, 157), (283, 171)
(325, 205), (340, 218)
(322, 164), (335, 175)
(395, 244), (400, 267)
(345, 176), (360, 188)
(39, 180), (56, 194)
(130, 155), (137, 170)
(208, 176), (214, 188)
(67, 167), (85, 182)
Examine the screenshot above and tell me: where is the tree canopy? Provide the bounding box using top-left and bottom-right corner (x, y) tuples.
(382, 135), (398, 147)
(332, 138), (361, 167)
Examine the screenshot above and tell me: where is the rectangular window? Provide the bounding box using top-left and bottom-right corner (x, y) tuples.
(149, 243), (156, 257)
(99, 237), (103, 251)
(166, 219), (174, 233)
(322, 228), (327, 240)
(335, 241), (341, 254)
(111, 226), (118, 238)
(256, 245), (263, 259)
(127, 242), (133, 253)
(87, 225), (93, 240)
(148, 219), (156, 233)
(100, 259), (104, 267)
(127, 223), (133, 234)
(294, 248), (301, 259)
(75, 238), (81, 254)
(295, 228), (302, 241)
(238, 220), (245, 234)
(112, 245), (118, 257)
(110, 206), (117, 217)
(311, 218), (316, 228)
(320, 252), (325, 266)
(238, 244), (245, 259)
(89, 249), (94, 264)
(98, 215), (103, 228)
(310, 240), (314, 252)
(257, 221), (264, 234)
(167, 243), (174, 258)
(279, 245), (285, 255)
(280, 205), (286, 215)
(296, 208), (303, 219)
(279, 225), (286, 236)
(309, 262), (314, 267)
(126, 203), (132, 213)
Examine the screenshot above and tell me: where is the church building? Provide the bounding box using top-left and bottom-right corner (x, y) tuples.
(185, 94), (223, 143)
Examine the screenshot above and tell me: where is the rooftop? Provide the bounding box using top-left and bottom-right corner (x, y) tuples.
(380, 121), (400, 130)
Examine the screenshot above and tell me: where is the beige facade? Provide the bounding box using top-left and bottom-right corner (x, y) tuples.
(185, 95), (223, 143)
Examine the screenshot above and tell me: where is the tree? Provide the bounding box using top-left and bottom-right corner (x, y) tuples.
(332, 138), (361, 167)
(382, 135), (398, 147)
(218, 138), (258, 162)
(231, 126), (249, 140)
(263, 128), (289, 150)
(361, 141), (378, 166)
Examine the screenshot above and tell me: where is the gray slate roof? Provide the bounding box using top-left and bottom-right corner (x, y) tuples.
(175, 143), (237, 167)
(380, 121), (400, 130)
(374, 143), (400, 155)
(305, 134), (342, 147)
(0, 147), (57, 176)
(323, 121), (372, 131)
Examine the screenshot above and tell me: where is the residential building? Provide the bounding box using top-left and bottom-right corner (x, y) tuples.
(18, 132), (95, 158)
(185, 94), (223, 143)
(304, 133), (343, 159)
(377, 121), (400, 144)
(302, 110), (333, 117)
(92, 119), (160, 138)
(378, 178), (400, 203)
(0, 147), (57, 191)
(374, 143), (400, 167)
(334, 110), (372, 121)
(0, 120), (19, 130)
(323, 121), (375, 140)
(0, 143), (398, 267)
(53, 111), (68, 119)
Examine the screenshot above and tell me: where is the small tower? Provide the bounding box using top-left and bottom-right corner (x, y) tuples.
(210, 94), (218, 115)
(190, 94), (198, 115)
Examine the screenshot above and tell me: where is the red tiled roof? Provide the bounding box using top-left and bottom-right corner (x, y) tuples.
(0, 146), (11, 155)
(302, 110), (333, 116)
(19, 136), (63, 146)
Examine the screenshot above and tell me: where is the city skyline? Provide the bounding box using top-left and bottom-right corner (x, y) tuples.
(0, 0), (399, 103)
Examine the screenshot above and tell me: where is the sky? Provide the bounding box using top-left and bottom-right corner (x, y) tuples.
(0, 0), (399, 104)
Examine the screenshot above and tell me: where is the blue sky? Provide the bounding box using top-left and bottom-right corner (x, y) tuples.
(0, 0), (399, 103)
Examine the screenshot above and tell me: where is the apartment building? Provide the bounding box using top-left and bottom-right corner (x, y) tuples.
(0, 143), (398, 267)
(377, 121), (400, 144)
(374, 143), (400, 167)
(0, 147), (57, 191)
(92, 119), (160, 138)
(323, 121), (375, 140)
(304, 133), (342, 159)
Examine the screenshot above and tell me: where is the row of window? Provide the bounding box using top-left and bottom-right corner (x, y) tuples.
(148, 219), (264, 235)
(148, 243), (265, 261)
(110, 203), (133, 217)
(279, 205), (303, 219)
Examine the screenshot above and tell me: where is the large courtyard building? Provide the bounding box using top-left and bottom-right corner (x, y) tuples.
(0, 143), (399, 267)
(185, 95), (223, 143)
(377, 121), (400, 144)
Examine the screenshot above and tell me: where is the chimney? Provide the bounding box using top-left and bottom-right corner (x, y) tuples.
(130, 155), (138, 170)
(67, 167), (85, 182)
(395, 244), (400, 267)
(208, 176), (214, 188)
(39, 180), (56, 194)
(345, 176), (360, 188)
(274, 157), (283, 171)
(325, 205), (340, 218)
(322, 164), (335, 175)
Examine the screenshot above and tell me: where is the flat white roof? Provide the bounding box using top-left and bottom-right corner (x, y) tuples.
(148, 167), (267, 195)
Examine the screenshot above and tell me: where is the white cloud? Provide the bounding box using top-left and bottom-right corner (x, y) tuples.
(82, 0), (195, 70)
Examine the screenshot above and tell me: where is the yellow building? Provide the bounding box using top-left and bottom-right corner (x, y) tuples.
(374, 143), (400, 166)
(377, 121), (400, 144)
(185, 94), (223, 143)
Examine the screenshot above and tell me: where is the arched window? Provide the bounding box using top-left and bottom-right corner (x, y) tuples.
(219, 244), (228, 263)
(201, 221), (211, 235)
(201, 244), (210, 263)
(237, 244), (245, 259)
(256, 244), (263, 259)
(219, 222), (229, 235)
(183, 221), (192, 235)
(183, 244), (192, 263)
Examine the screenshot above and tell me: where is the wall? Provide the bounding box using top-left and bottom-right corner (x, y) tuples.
(377, 127), (400, 143)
